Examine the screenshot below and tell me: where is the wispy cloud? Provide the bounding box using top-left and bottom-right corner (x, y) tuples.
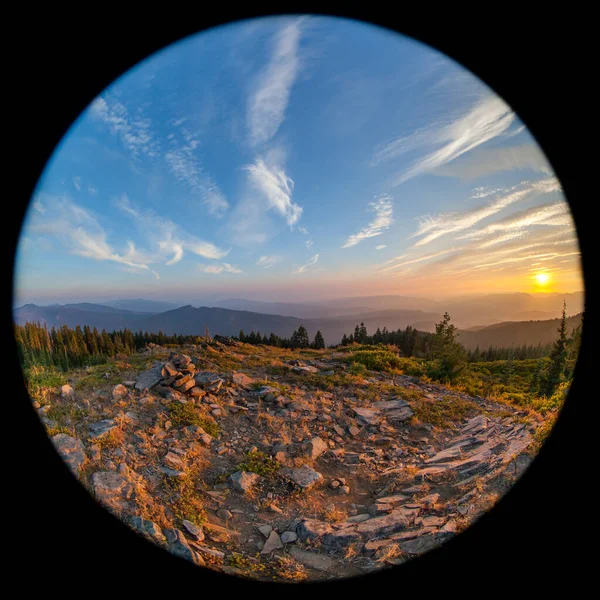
(298, 226), (313, 249)
(373, 95), (515, 185)
(433, 144), (553, 180)
(294, 253), (319, 274)
(342, 195), (394, 248)
(244, 158), (302, 226)
(256, 255), (281, 269)
(90, 97), (159, 158)
(247, 18), (305, 147)
(90, 97), (228, 216)
(28, 194), (160, 279)
(115, 194), (229, 262)
(73, 176), (81, 191)
(199, 262), (242, 275)
(164, 121), (229, 216)
(457, 201), (572, 241)
(410, 177), (561, 247)
(375, 244), (387, 250)
(88, 186), (98, 194)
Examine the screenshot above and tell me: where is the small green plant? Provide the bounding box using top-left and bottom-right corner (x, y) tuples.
(345, 349), (402, 372)
(167, 402), (220, 437)
(23, 365), (67, 405)
(412, 396), (479, 428)
(236, 451), (280, 477)
(162, 471), (207, 526)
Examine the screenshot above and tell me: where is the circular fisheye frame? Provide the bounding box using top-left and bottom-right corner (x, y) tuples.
(14, 15), (583, 582)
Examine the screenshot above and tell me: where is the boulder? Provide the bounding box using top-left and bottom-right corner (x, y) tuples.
(296, 519), (333, 542)
(164, 529), (205, 565)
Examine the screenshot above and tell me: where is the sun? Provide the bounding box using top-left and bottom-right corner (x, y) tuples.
(534, 272), (551, 286)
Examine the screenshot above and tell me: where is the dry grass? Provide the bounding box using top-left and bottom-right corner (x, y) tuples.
(274, 554), (308, 582)
(375, 543), (403, 563)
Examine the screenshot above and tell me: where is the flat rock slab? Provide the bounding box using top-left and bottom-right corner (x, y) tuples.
(88, 419), (117, 439)
(353, 407), (380, 425)
(288, 546), (337, 572)
(292, 366), (319, 374)
(356, 509), (410, 536)
(51, 434), (86, 473)
(400, 533), (441, 555)
(301, 436), (328, 460)
(134, 364), (164, 391)
(278, 465), (323, 490)
(371, 399), (410, 410)
(296, 519), (334, 542)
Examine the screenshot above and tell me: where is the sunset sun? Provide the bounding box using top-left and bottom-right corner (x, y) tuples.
(534, 272), (551, 286)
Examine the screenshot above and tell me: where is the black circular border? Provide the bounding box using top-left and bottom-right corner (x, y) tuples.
(9, 7), (591, 594)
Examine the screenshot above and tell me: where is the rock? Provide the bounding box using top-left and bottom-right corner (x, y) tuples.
(257, 525), (272, 538)
(88, 419), (117, 439)
(130, 516), (167, 544)
(332, 424), (345, 437)
(348, 425), (361, 437)
(182, 520), (205, 541)
(164, 452), (185, 470)
(165, 529), (205, 565)
(112, 384), (128, 399)
(189, 387), (206, 398)
(322, 527), (362, 551)
(60, 384), (75, 400)
(217, 508), (233, 520)
(292, 365), (319, 374)
(420, 493), (440, 506)
(296, 519), (333, 542)
(339, 485), (351, 495)
(51, 434), (86, 473)
(172, 373), (193, 387)
(400, 534), (441, 555)
(134, 364), (164, 392)
(353, 408), (380, 425)
(175, 378), (196, 393)
(190, 543), (225, 559)
(356, 509), (410, 536)
(301, 436), (328, 460)
(376, 494), (408, 506)
(278, 465), (323, 490)
(159, 466), (186, 478)
(162, 362), (179, 378)
(281, 531), (297, 543)
(288, 546), (336, 572)
(229, 470), (262, 493)
(92, 471), (129, 511)
(199, 433), (214, 447)
(345, 513), (371, 523)
(232, 372), (255, 390)
(261, 530), (283, 554)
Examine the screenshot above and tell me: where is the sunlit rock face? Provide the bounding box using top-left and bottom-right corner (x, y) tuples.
(14, 13), (583, 583)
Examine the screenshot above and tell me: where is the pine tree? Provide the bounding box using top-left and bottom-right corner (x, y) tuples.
(313, 330), (325, 349)
(542, 301), (569, 396)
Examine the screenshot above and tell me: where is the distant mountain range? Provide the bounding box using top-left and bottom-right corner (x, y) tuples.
(13, 295), (585, 350)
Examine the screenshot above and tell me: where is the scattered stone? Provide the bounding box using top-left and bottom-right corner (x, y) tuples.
(51, 434), (86, 473)
(348, 425), (361, 437)
(130, 516), (167, 544)
(88, 419), (117, 439)
(296, 519), (334, 542)
(182, 520), (205, 541)
(92, 471), (129, 511)
(281, 531), (297, 543)
(257, 525), (272, 538)
(60, 384), (75, 400)
(229, 470), (262, 493)
(112, 384), (128, 399)
(165, 529), (205, 565)
(288, 546), (336, 572)
(400, 534), (441, 555)
(217, 508), (233, 520)
(261, 530), (284, 554)
(278, 465), (323, 490)
(301, 436), (328, 460)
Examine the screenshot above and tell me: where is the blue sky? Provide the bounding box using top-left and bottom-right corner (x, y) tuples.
(14, 15), (583, 305)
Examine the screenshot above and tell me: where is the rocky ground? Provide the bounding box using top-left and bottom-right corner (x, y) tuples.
(34, 338), (543, 582)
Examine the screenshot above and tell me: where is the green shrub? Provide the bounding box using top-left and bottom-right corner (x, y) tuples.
(345, 349), (402, 372)
(236, 451), (280, 477)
